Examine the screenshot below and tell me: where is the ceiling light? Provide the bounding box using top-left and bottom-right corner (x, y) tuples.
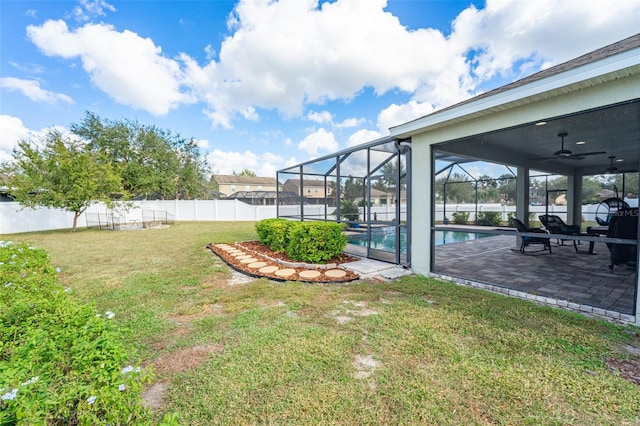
(535, 121), (547, 126)
(616, 158), (624, 162)
(575, 141), (586, 145)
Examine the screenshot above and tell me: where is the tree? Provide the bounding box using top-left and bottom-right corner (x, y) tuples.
(342, 175), (364, 201)
(2, 130), (122, 231)
(496, 174), (517, 204)
(71, 112), (210, 200)
(436, 173), (475, 203)
(372, 159), (406, 191)
(232, 169), (256, 176)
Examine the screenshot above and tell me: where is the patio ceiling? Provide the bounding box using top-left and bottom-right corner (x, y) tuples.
(435, 99), (640, 177)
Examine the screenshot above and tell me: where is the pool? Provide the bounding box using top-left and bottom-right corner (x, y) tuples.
(347, 228), (493, 252)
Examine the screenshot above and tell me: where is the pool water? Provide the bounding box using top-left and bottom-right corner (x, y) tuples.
(347, 229), (493, 253)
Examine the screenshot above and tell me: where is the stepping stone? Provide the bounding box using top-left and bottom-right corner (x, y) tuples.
(231, 252), (247, 257)
(299, 270), (321, 279)
(325, 269), (347, 279)
(235, 255), (252, 260)
(240, 257), (259, 264)
(248, 261), (267, 269)
(259, 265), (279, 274)
(275, 268), (296, 278)
(215, 244), (231, 249)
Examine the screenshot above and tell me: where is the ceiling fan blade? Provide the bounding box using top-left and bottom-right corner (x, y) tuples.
(528, 156), (556, 162)
(573, 151), (606, 157)
(564, 151), (606, 160)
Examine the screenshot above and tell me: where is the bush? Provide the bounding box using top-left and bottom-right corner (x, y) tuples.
(255, 218), (292, 252)
(286, 222), (347, 263)
(0, 241), (152, 425)
(452, 211), (469, 224)
(475, 211), (502, 226)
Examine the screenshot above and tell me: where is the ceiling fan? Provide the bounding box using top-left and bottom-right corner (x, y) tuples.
(531, 132), (606, 161)
(605, 155), (619, 173)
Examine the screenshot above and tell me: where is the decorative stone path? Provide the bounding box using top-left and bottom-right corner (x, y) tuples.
(206, 242), (360, 283)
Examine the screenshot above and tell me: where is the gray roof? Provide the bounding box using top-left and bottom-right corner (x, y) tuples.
(212, 174), (278, 185)
(284, 178), (326, 187)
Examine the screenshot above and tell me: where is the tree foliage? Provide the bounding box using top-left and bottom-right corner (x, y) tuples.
(232, 169), (257, 176)
(372, 159), (406, 191)
(70, 112), (211, 200)
(1, 130), (122, 231)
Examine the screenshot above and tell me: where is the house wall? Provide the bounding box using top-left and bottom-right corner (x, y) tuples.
(408, 70), (640, 278)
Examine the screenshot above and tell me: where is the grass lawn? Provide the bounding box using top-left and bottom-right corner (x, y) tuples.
(4, 221), (640, 425)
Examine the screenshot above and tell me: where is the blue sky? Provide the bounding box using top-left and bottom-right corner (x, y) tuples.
(1, 0), (639, 177)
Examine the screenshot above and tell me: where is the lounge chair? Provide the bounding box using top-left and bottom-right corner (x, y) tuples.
(539, 214), (581, 251)
(513, 218), (552, 254)
(606, 207), (638, 270)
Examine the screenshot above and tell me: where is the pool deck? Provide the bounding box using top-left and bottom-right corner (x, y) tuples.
(345, 231), (637, 320)
(433, 234), (636, 319)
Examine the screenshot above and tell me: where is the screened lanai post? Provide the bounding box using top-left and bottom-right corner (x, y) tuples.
(323, 176), (327, 220)
(403, 140), (412, 266)
(276, 171), (280, 218)
(299, 166), (304, 221)
(516, 166), (530, 225)
(336, 155), (341, 222)
(567, 174), (582, 228)
(393, 150), (400, 263)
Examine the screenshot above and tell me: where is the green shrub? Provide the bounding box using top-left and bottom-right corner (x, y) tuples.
(286, 222), (347, 264)
(255, 218), (292, 252)
(452, 211), (469, 224)
(475, 211), (502, 226)
(0, 241), (152, 425)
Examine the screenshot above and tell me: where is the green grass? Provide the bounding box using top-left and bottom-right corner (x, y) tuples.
(3, 221), (640, 425)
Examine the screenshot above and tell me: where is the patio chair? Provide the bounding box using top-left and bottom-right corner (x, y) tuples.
(606, 207), (638, 270)
(539, 214), (581, 251)
(513, 218), (552, 254)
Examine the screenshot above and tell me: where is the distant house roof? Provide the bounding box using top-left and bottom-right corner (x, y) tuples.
(370, 188), (392, 197)
(284, 179), (325, 187)
(212, 174), (278, 185)
(223, 190), (299, 200)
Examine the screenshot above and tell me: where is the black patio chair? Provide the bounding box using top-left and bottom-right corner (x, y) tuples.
(539, 214), (581, 251)
(606, 207), (638, 270)
(513, 218), (552, 254)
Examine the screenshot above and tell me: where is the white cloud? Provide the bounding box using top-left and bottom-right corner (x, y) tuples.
(377, 101), (435, 134)
(72, 0), (116, 22)
(307, 110), (333, 124)
(0, 77), (74, 105)
(195, 138), (210, 150)
(347, 129), (383, 148)
(0, 116), (31, 162)
(297, 128), (338, 156)
(335, 117), (364, 129)
(449, 0), (640, 86)
(21, 0), (640, 133)
(206, 149), (288, 177)
(190, 0), (639, 127)
(26, 20), (191, 115)
(0, 115), (70, 163)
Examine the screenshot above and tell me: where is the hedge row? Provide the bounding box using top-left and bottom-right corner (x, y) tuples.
(255, 219), (347, 263)
(0, 241), (153, 425)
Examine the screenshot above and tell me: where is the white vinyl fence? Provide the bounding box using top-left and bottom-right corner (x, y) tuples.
(0, 200), (279, 235)
(2, 199), (637, 235)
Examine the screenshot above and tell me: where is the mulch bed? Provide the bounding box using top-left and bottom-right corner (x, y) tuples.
(206, 241), (361, 283)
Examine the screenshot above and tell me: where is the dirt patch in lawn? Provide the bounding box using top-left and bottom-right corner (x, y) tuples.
(152, 343), (224, 376)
